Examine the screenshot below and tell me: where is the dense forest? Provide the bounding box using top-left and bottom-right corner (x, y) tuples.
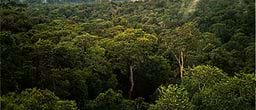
(0, 0), (255, 109)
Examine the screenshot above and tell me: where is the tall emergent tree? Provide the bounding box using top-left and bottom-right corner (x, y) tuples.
(102, 29), (157, 98)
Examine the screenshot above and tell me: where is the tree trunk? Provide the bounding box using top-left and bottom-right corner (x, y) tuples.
(129, 65), (134, 99)
(175, 50), (184, 79)
(179, 50), (184, 79)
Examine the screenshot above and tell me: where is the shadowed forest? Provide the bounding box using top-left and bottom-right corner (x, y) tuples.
(0, 0), (255, 109)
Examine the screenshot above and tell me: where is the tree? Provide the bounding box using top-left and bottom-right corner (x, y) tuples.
(86, 89), (134, 110)
(209, 23), (231, 43)
(181, 65), (227, 98)
(134, 55), (174, 100)
(149, 84), (193, 110)
(220, 32), (254, 74)
(86, 89), (149, 110)
(1, 88), (78, 110)
(192, 73), (256, 110)
(208, 47), (240, 75)
(161, 23), (201, 79)
(101, 28), (157, 98)
(0, 32), (34, 94)
(161, 23), (221, 79)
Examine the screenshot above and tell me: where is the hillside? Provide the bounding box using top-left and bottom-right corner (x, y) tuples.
(0, 0), (255, 109)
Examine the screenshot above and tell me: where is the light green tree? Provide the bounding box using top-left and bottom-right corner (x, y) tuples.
(181, 65), (227, 98)
(149, 84), (193, 110)
(192, 73), (256, 110)
(1, 88), (78, 110)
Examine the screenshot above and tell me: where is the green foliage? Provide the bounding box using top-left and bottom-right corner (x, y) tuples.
(1, 88), (78, 110)
(0, 0), (254, 110)
(149, 85), (193, 110)
(135, 55), (174, 99)
(103, 29), (157, 65)
(101, 28), (158, 98)
(160, 22), (199, 53)
(1, 31), (33, 94)
(181, 65), (227, 97)
(192, 74), (256, 110)
(86, 89), (149, 110)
